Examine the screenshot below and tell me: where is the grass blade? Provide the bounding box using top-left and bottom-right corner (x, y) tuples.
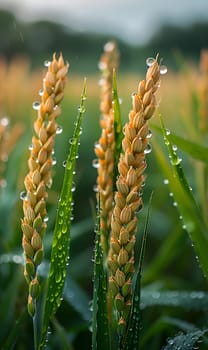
(153, 124), (208, 163)
(122, 193), (153, 350)
(92, 197), (110, 350)
(155, 117), (208, 280)
(39, 80), (86, 349)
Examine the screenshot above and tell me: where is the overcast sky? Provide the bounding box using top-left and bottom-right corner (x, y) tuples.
(1, 0), (208, 44)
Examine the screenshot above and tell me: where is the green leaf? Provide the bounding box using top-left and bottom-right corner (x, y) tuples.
(153, 124), (208, 163)
(122, 194), (153, 350)
(39, 80), (86, 350)
(154, 117), (208, 280)
(92, 197), (110, 350)
(112, 69), (123, 187)
(164, 329), (207, 350)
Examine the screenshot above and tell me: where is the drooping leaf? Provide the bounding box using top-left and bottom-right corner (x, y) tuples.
(153, 117), (208, 280)
(92, 197), (110, 350)
(39, 80), (86, 350)
(153, 124), (208, 163)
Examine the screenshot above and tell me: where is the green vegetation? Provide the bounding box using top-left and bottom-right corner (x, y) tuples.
(0, 30), (208, 349)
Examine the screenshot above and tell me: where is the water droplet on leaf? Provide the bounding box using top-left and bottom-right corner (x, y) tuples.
(20, 191), (28, 201)
(32, 101), (40, 110)
(44, 60), (51, 67)
(92, 159), (100, 168)
(146, 57), (155, 67)
(160, 65), (168, 75)
(56, 125), (63, 134)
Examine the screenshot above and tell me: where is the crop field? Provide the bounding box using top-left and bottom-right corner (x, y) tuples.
(0, 43), (208, 350)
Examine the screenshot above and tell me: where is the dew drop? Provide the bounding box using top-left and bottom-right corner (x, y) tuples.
(0, 117), (9, 126)
(69, 138), (75, 145)
(44, 216), (49, 223)
(119, 97), (123, 105)
(93, 184), (98, 192)
(163, 179), (169, 185)
(28, 144), (33, 151)
(169, 192), (173, 197)
(172, 144), (178, 151)
(173, 201), (178, 207)
(182, 224), (187, 230)
(62, 160), (66, 168)
(62, 223), (68, 233)
(146, 130), (152, 139)
(56, 125), (63, 135)
(92, 159), (100, 168)
(71, 182), (76, 192)
(52, 157), (57, 165)
(78, 105), (86, 113)
(146, 57), (155, 67)
(160, 65), (168, 75)
(179, 215), (183, 220)
(44, 60), (51, 67)
(55, 272), (62, 283)
(171, 157), (182, 166)
(20, 190), (28, 201)
(32, 101), (40, 110)
(144, 144), (152, 155)
(39, 89), (43, 96)
(165, 128), (171, 136)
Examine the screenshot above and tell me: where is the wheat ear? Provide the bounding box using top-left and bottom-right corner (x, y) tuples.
(94, 41), (119, 255)
(108, 56), (162, 329)
(21, 53), (69, 316)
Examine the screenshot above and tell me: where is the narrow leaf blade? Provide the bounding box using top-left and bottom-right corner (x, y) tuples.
(92, 197), (110, 350)
(39, 81), (86, 349)
(155, 117), (208, 280)
(123, 194), (153, 350)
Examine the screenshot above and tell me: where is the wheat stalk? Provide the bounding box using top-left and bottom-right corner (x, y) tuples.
(108, 56), (163, 329)
(21, 53), (69, 316)
(95, 41), (119, 255)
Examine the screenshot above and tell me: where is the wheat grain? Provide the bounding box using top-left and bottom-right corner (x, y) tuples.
(108, 56), (163, 329)
(95, 42), (119, 255)
(21, 53), (69, 316)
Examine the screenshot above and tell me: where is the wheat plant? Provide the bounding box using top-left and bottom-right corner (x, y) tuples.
(0, 44), (208, 350)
